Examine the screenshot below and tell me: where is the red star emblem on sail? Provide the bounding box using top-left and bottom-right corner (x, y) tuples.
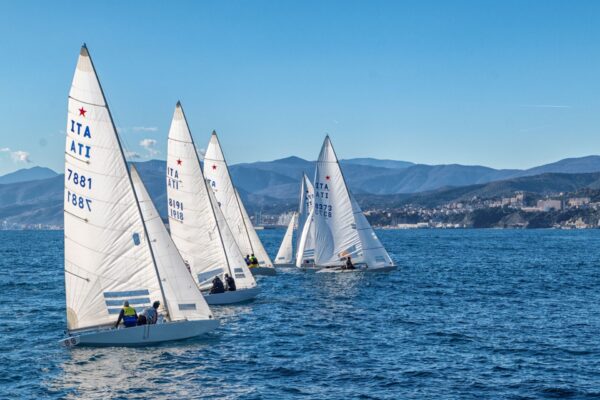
(78, 107), (87, 117)
(212, 165), (217, 170)
(177, 159), (182, 165)
(326, 175), (330, 180)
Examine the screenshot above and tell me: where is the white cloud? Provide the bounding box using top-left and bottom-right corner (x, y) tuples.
(11, 150), (31, 163)
(196, 146), (206, 159)
(1, 147), (32, 163)
(132, 126), (158, 132)
(125, 151), (141, 159)
(139, 138), (159, 156)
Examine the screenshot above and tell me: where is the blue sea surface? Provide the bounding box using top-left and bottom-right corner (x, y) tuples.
(1, 229), (600, 399)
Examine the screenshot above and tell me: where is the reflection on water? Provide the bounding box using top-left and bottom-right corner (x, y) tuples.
(48, 336), (257, 400)
(47, 304), (262, 399)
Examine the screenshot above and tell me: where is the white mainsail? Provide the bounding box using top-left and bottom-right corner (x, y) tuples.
(295, 173), (316, 266)
(166, 104), (256, 290)
(130, 165), (213, 321)
(64, 45), (165, 332)
(204, 132), (274, 268)
(275, 213), (296, 264)
(313, 135), (394, 269)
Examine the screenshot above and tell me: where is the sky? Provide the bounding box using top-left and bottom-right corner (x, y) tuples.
(0, 1), (599, 175)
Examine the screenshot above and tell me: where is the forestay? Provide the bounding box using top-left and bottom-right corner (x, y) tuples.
(64, 45), (165, 332)
(204, 132), (274, 268)
(166, 104), (256, 290)
(130, 165), (212, 321)
(275, 213), (296, 264)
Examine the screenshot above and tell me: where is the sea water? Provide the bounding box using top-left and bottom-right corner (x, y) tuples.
(1, 229), (600, 399)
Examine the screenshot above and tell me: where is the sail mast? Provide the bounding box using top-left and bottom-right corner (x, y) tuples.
(177, 106), (234, 277)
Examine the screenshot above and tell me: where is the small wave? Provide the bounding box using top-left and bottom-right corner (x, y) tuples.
(540, 386), (579, 398)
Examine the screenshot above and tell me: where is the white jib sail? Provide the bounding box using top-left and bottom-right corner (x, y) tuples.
(295, 173), (316, 265)
(166, 104), (256, 291)
(235, 188), (273, 267)
(313, 136), (363, 266)
(64, 45), (165, 332)
(295, 208), (315, 268)
(204, 132), (274, 267)
(130, 165), (213, 321)
(275, 212), (296, 264)
(350, 193), (395, 269)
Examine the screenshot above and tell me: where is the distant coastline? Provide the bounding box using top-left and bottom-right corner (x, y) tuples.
(4, 156), (600, 230)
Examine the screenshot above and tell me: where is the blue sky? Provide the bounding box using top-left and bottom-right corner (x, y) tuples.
(0, 1), (599, 175)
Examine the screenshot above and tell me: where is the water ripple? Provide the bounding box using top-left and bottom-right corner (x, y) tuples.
(2, 229), (600, 398)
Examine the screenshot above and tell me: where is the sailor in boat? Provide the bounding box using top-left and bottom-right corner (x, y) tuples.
(224, 273), (237, 291)
(244, 254), (251, 266)
(342, 256), (356, 270)
(210, 275), (225, 294)
(249, 254), (259, 268)
(114, 301), (138, 328)
(137, 301), (160, 325)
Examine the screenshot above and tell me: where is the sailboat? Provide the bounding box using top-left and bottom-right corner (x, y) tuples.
(61, 45), (217, 347)
(204, 132), (276, 276)
(312, 136), (396, 273)
(274, 212), (297, 266)
(166, 103), (259, 305)
(295, 173), (317, 269)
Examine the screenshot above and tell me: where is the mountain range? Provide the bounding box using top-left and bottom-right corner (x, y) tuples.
(4, 155), (600, 227)
(0, 166), (57, 185)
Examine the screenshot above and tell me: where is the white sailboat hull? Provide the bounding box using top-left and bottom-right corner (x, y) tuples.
(60, 319), (219, 347)
(203, 287), (260, 305)
(273, 263), (295, 269)
(249, 266), (277, 276)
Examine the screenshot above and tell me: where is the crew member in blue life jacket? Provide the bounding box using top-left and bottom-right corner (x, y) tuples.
(343, 256), (355, 270)
(224, 273), (237, 291)
(115, 300), (137, 328)
(244, 255), (251, 266)
(210, 275), (225, 294)
(137, 301), (160, 325)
